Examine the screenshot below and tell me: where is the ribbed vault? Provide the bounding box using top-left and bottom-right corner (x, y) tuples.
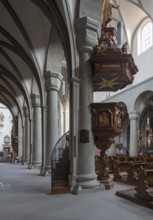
(1, 0), (153, 121)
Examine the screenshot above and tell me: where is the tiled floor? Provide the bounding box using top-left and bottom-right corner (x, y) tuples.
(0, 163), (152, 220)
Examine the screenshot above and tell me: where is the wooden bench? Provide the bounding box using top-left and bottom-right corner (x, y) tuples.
(135, 167), (153, 201)
(143, 154), (153, 163)
(107, 155), (128, 174)
(112, 155), (144, 181)
(113, 160), (129, 180)
(127, 161), (151, 182)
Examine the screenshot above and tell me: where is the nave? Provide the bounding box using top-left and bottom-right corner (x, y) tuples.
(0, 163), (152, 220)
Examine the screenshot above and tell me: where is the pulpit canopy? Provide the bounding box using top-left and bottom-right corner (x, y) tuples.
(90, 28), (138, 92)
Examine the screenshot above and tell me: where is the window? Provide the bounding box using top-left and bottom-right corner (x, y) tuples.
(141, 22), (153, 53)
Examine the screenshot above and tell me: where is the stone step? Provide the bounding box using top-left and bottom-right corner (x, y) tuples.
(52, 181), (68, 187)
(53, 170), (69, 175)
(54, 167), (70, 172)
(51, 147), (70, 194)
(52, 175), (68, 181)
(52, 186), (70, 194)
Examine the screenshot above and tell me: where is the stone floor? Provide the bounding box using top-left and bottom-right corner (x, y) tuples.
(0, 163), (153, 220)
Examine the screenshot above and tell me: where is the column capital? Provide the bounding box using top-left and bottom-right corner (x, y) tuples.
(31, 94), (41, 107)
(128, 112), (138, 120)
(42, 106), (47, 110)
(75, 17), (100, 51)
(44, 71), (63, 92)
(70, 77), (80, 87)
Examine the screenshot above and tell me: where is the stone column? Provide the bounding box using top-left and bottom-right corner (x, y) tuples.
(69, 77), (80, 188)
(17, 116), (23, 160)
(75, 17), (100, 189)
(129, 112), (138, 156)
(31, 94), (42, 167)
(23, 106), (30, 163)
(28, 119), (33, 168)
(44, 71), (63, 171)
(40, 106), (47, 175)
(22, 125), (25, 165)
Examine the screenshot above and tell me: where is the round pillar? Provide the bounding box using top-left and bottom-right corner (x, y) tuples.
(129, 112), (138, 156)
(23, 106), (30, 163)
(75, 17), (101, 189)
(44, 71), (63, 171)
(40, 106), (47, 175)
(69, 77), (80, 188)
(31, 94), (42, 167)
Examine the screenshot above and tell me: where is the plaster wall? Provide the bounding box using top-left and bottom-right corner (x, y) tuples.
(132, 20), (153, 85)
(96, 77), (153, 113)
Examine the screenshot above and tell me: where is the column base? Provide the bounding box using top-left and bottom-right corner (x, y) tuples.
(76, 173), (101, 189)
(41, 165), (51, 176)
(72, 183), (104, 195)
(69, 174), (77, 189)
(32, 161), (42, 168)
(24, 160), (30, 165)
(40, 165), (45, 175)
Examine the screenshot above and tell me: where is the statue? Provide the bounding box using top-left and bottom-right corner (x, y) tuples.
(102, 0), (119, 28)
(122, 42), (128, 54)
(99, 112), (110, 126)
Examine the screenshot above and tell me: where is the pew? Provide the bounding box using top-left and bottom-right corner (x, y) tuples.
(135, 167), (153, 201)
(127, 161), (150, 182)
(113, 156), (147, 181)
(113, 160), (129, 180)
(96, 154), (153, 184)
(143, 154), (153, 163)
(107, 155), (128, 174)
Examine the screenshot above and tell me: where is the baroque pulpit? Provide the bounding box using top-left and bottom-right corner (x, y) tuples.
(90, 18), (138, 189)
(91, 102), (126, 189)
(90, 27), (138, 92)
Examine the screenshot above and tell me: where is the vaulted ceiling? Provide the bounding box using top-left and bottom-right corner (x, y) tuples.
(114, 0), (153, 49)
(0, 0), (69, 121)
(0, 0), (153, 121)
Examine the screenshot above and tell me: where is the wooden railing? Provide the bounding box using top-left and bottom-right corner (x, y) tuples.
(51, 131), (70, 194)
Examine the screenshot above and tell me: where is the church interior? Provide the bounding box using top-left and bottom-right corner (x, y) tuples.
(0, 0), (153, 219)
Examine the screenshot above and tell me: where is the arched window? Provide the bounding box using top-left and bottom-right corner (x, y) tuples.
(141, 22), (153, 53)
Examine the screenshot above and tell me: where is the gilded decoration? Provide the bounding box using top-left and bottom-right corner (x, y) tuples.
(89, 0), (137, 187)
(91, 102), (125, 149)
(91, 102), (126, 184)
(98, 111), (110, 127)
(90, 27), (138, 92)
